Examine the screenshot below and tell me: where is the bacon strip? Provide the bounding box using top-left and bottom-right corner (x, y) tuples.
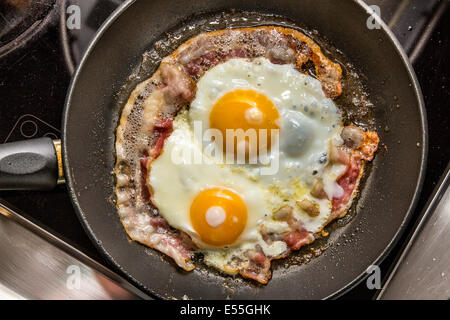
(331, 155), (361, 216)
(329, 130), (379, 220)
(171, 26), (343, 98)
(115, 65), (196, 272)
(283, 229), (315, 251)
(150, 118), (173, 158)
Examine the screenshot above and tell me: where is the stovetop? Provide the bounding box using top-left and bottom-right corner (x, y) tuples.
(0, 0), (448, 299)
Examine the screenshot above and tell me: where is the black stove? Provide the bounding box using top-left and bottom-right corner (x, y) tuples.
(0, 0), (448, 299)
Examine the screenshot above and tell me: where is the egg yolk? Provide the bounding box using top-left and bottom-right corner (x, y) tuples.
(190, 187), (247, 246)
(209, 89), (280, 158)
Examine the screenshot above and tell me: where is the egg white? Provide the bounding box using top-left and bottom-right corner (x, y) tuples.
(148, 58), (346, 270)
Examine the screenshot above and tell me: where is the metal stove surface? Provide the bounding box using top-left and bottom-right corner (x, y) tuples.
(0, 0), (448, 299)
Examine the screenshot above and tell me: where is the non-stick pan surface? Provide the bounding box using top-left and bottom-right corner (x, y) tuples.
(62, 0), (426, 299)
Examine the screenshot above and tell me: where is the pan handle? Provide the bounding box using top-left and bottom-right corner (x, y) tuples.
(0, 138), (64, 191)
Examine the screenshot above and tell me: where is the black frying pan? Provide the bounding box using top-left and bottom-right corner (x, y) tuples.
(0, 0), (426, 299)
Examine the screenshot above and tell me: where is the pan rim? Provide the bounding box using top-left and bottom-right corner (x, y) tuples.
(323, 1), (428, 299)
(61, 0), (427, 300)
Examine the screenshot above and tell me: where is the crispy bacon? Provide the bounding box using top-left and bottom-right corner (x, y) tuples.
(175, 27), (342, 98)
(149, 215), (169, 230)
(150, 118), (173, 158)
(241, 249), (272, 284)
(328, 130), (378, 218)
(184, 51), (220, 76)
(283, 229), (314, 251)
(360, 131), (379, 161)
(226, 48), (248, 59)
(160, 62), (195, 102)
(184, 48), (249, 77)
(332, 155), (361, 214)
(149, 216), (196, 255)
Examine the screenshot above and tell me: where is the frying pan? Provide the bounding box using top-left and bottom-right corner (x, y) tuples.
(0, 0), (426, 299)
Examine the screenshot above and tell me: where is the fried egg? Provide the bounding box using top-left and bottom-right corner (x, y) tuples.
(149, 114), (267, 246)
(190, 57), (341, 184)
(149, 113), (291, 260)
(189, 57), (344, 227)
(148, 57), (344, 267)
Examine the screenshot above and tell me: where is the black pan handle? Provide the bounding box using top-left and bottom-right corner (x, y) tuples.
(0, 138), (64, 191)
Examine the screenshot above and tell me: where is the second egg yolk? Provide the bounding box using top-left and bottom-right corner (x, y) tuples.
(209, 89), (280, 158)
(190, 188), (247, 246)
